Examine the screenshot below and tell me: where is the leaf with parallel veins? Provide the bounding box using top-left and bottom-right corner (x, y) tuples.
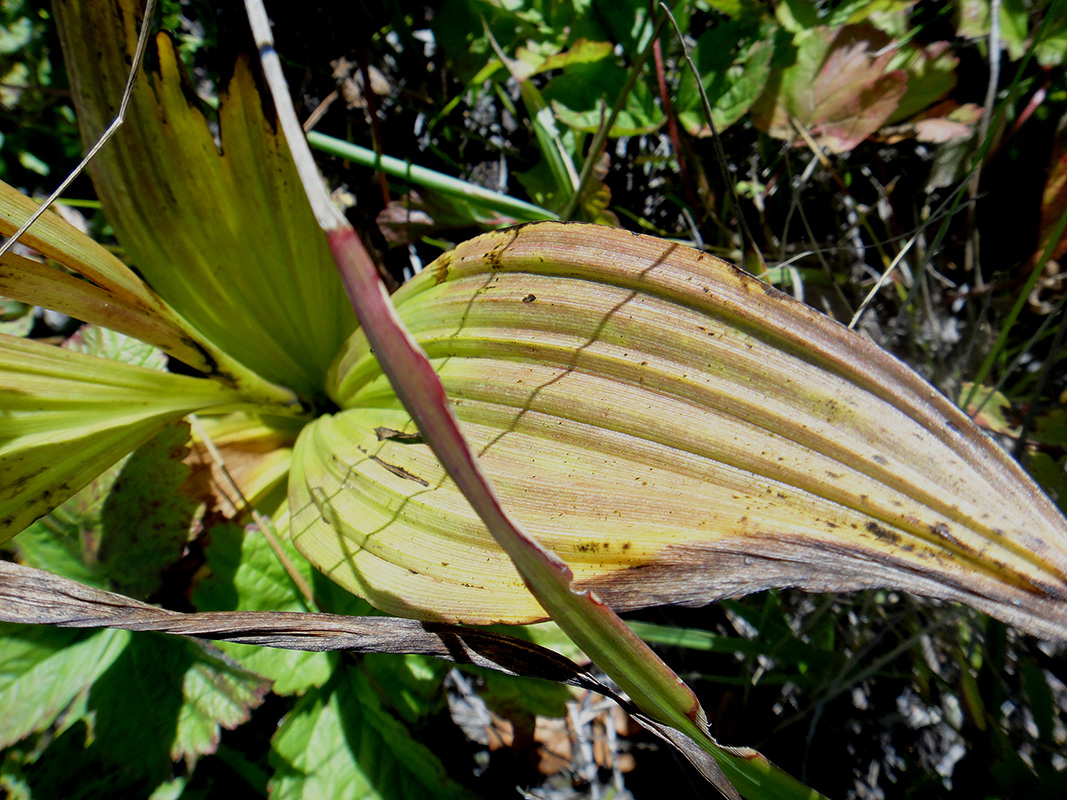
(0, 333), (262, 543)
(292, 222), (1067, 640)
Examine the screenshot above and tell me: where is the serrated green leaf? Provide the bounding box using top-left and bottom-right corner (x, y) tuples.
(269, 665), (477, 800)
(677, 20), (775, 135)
(172, 647), (270, 765)
(53, 0), (358, 401)
(752, 24), (907, 152)
(85, 633), (192, 788)
(0, 333), (254, 542)
(545, 63), (664, 137)
(98, 423), (196, 599)
(0, 625), (129, 749)
(191, 522), (333, 695)
(78, 633), (263, 785)
(65, 324), (167, 371)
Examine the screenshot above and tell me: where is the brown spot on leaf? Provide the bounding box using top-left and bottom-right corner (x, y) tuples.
(930, 521), (966, 550)
(369, 455), (429, 486)
(521, 294), (536, 303)
(865, 520), (901, 544)
(374, 426), (424, 444)
(433, 252), (452, 285)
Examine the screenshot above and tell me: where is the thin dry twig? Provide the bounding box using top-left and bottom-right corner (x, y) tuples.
(0, 0), (158, 259)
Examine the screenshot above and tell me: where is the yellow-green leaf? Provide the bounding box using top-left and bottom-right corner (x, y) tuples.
(291, 222), (1067, 639)
(0, 334), (254, 542)
(52, 0), (357, 401)
(0, 186), (302, 413)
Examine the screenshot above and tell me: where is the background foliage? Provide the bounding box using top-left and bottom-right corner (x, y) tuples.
(2, 0), (1067, 798)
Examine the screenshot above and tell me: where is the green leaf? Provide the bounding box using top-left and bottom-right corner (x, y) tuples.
(545, 62), (664, 136)
(0, 334), (254, 543)
(888, 41), (961, 123)
(677, 20), (775, 135)
(191, 522), (333, 695)
(0, 298), (32, 336)
(0, 625), (129, 749)
(0, 186), (297, 409)
(84, 633), (193, 788)
(959, 382), (1018, 437)
(829, 0), (917, 30)
(1034, 1), (1067, 66)
(65, 324), (167, 371)
(1027, 452), (1067, 516)
(625, 620), (767, 656)
(269, 665), (477, 800)
(592, 0), (659, 53)
(475, 667), (571, 719)
(953, 0), (1030, 59)
(752, 24), (908, 152)
(172, 647), (270, 765)
(81, 633), (263, 782)
(512, 38), (613, 80)
(360, 654), (449, 725)
(8, 460), (125, 588)
(98, 422), (196, 599)
(308, 132), (557, 224)
(301, 222), (1067, 642)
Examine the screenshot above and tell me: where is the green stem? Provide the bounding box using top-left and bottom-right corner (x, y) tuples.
(306, 131), (557, 222)
(964, 200), (1067, 412)
(559, 9), (669, 221)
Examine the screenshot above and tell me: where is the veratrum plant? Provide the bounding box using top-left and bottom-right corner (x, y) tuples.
(1, 1), (1066, 798)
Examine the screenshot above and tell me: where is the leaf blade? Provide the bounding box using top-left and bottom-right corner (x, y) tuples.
(0, 333), (255, 542)
(300, 222), (1067, 640)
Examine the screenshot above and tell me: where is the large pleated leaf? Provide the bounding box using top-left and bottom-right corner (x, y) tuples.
(0, 183), (301, 411)
(0, 334), (253, 542)
(52, 0), (357, 401)
(291, 222), (1067, 639)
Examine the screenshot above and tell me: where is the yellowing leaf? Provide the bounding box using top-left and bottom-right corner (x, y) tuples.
(53, 0), (357, 402)
(0, 186), (302, 412)
(291, 222), (1067, 640)
(0, 334), (254, 542)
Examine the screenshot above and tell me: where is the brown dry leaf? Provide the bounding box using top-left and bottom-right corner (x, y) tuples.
(185, 413), (302, 515)
(877, 100), (984, 144)
(533, 696), (636, 777)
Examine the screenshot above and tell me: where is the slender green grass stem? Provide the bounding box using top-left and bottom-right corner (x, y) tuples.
(966, 201), (1067, 414)
(558, 10), (670, 221)
(306, 131), (557, 222)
